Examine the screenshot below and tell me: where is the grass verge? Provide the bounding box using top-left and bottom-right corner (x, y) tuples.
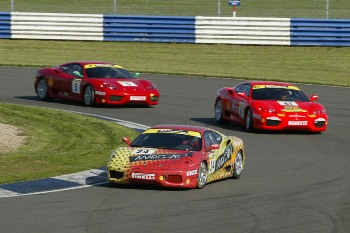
(0, 103), (139, 184)
(1, 39), (350, 87)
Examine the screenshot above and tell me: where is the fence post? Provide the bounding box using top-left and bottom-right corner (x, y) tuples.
(326, 0), (329, 19)
(11, 0), (14, 11)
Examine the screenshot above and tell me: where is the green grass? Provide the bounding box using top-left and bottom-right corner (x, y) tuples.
(1, 39), (350, 87)
(0, 103), (139, 184)
(1, 0), (349, 18)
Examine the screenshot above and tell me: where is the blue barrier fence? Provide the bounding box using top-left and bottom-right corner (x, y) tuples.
(291, 18), (350, 47)
(1, 12), (350, 47)
(0, 12), (11, 39)
(103, 15), (196, 43)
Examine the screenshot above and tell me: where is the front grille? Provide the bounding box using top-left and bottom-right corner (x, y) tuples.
(314, 121), (326, 127)
(110, 96), (123, 101)
(109, 170), (124, 179)
(165, 175), (182, 184)
(266, 119), (281, 126)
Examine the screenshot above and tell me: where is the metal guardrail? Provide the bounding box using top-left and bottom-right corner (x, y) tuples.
(1, 12), (350, 47)
(0, 13), (11, 39)
(104, 15), (196, 43)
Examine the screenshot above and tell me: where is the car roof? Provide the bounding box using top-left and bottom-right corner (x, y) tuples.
(243, 81), (295, 86)
(149, 124), (214, 134)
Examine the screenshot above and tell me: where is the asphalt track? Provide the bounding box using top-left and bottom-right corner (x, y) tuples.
(0, 66), (349, 233)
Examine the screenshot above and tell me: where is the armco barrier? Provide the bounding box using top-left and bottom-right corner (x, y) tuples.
(104, 15), (196, 43)
(291, 18), (350, 47)
(1, 12), (350, 47)
(10, 12), (103, 41)
(195, 16), (291, 46)
(0, 12), (11, 39)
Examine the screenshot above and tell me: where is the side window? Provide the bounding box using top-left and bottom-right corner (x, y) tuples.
(235, 84), (251, 98)
(204, 131), (221, 149)
(61, 64), (83, 77)
(211, 131), (222, 144)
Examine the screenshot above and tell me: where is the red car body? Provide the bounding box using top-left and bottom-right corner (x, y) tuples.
(215, 81), (328, 132)
(34, 61), (160, 106)
(107, 125), (245, 189)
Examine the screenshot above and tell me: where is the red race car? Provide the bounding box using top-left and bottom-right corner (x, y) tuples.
(107, 125), (245, 189)
(215, 81), (328, 132)
(34, 61), (160, 106)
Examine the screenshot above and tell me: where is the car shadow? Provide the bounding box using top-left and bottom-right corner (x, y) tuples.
(190, 117), (321, 135)
(14, 96), (154, 109)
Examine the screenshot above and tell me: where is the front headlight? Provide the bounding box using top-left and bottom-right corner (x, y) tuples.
(258, 106), (277, 114)
(313, 109), (326, 115)
(100, 83), (118, 90)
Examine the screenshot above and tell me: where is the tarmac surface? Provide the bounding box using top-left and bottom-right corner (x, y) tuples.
(0, 66), (349, 233)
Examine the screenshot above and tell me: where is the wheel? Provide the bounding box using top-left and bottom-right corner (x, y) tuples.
(83, 85), (95, 107)
(197, 162), (208, 189)
(215, 99), (226, 124)
(232, 151), (243, 179)
(245, 108), (254, 132)
(36, 78), (52, 101)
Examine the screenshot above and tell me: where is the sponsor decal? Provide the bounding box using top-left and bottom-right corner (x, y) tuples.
(143, 129), (202, 138)
(130, 153), (193, 162)
(118, 81), (137, 87)
(282, 106), (307, 113)
(186, 170), (197, 176)
(72, 78), (82, 94)
(209, 144), (233, 174)
(48, 78), (53, 87)
(253, 85), (300, 90)
(130, 96), (146, 101)
(289, 113), (306, 119)
(84, 64), (123, 69)
(288, 121), (308, 126)
(95, 91), (106, 96)
(132, 173), (155, 180)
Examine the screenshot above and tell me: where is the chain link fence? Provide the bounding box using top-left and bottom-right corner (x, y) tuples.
(1, 0), (349, 19)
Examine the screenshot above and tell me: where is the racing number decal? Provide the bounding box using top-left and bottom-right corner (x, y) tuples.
(72, 79), (81, 94)
(132, 149), (156, 155)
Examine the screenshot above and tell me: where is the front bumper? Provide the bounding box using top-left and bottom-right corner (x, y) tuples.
(94, 89), (159, 105)
(253, 113), (328, 132)
(107, 167), (199, 189)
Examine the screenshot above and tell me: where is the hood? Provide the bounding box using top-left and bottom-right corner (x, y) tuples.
(109, 147), (198, 170)
(99, 78), (153, 92)
(253, 100), (325, 114)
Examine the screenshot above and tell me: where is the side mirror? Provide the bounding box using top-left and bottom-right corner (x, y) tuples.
(133, 72), (141, 78)
(205, 144), (220, 152)
(237, 92), (248, 99)
(310, 94), (318, 102)
(122, 137), (131, 145)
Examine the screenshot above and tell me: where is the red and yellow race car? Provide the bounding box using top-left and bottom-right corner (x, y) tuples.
(107, 125), (245, 189)
(34, 61), (160, 106)
(215, 81), (328, 132)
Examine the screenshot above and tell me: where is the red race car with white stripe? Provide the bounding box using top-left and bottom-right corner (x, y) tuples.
(34, 61), (160, 106)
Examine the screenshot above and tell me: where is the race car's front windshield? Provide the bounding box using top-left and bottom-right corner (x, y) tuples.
(252, 88), (309, 102)
(85, 67), (134, 79)
(131, 133), (202, 151)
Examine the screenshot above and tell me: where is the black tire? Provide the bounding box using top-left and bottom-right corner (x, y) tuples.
(36, 78), (52, 101)
(245, 108), (254, 132)
(215, 99), (226, 124)
(197, 162), (208, 189)
(83, 85), (95, 107)
(232, 151), (243, 179)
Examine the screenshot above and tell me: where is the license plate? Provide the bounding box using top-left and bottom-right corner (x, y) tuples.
(130, 96), (146, 101)
(288, 121), (308, 126)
